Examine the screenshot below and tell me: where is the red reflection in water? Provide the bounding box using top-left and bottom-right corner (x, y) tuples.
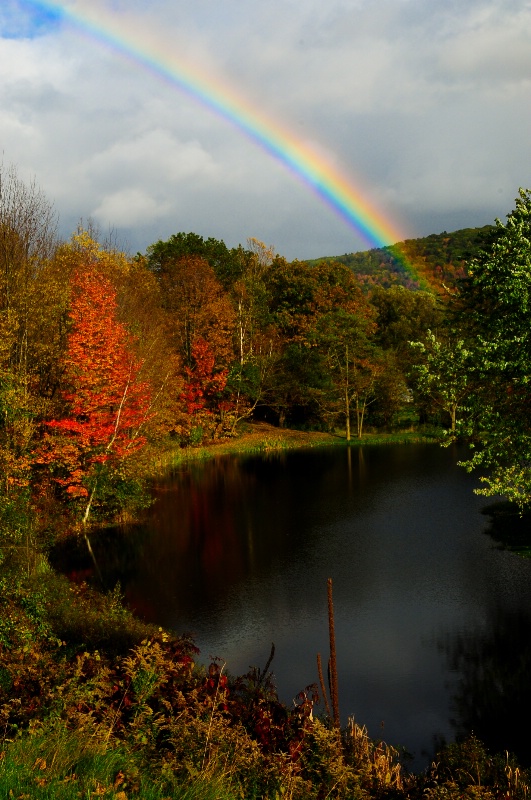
(123, 457), (260, 623)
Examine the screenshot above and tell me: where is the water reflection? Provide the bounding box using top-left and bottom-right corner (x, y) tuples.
(481, 501), (531, 557)
(440, 607), (531, 766)
(53, 444), (531, 769)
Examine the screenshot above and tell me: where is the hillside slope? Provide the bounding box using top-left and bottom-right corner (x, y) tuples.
(310, 225), (495, 292)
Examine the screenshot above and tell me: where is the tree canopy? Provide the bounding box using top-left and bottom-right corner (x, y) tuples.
(457, 189), (531, 509)
(5, 161), (531, 545)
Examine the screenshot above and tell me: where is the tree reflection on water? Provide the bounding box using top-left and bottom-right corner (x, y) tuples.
(481, 501), (531, 557)
(440, 607), (531, 766)
(50, 445), (531, 767)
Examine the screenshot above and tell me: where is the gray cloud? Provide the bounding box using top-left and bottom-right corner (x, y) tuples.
(1, 0), (530, 259)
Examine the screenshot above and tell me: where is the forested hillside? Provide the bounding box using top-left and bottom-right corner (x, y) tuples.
(311, 225), (495, 291)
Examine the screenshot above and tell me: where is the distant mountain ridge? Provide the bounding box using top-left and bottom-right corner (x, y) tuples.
(310, 225), (495, 292)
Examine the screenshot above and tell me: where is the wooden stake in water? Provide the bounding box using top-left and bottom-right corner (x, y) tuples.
(327, 577), (340, 728)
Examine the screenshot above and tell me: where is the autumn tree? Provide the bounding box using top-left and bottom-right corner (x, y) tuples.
(37, 268), (153, 530)
(154, 254), (235, 368)
(180, 337), (232, 440)
(0, 164), (62, 569)
(117, 256), (183, 437)
(56, 230), (183, 439)
(0, 163), (58, 376)
(146, 231), (243, 290)
(313, 307), (382, 439)
(264, 259), (376, 432)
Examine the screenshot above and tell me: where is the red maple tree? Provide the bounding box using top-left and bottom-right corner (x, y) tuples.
(38, 268), (153, 521)
(181, 337), (228, 417)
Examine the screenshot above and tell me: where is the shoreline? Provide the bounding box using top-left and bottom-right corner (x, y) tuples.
(147, 422), (440, 474)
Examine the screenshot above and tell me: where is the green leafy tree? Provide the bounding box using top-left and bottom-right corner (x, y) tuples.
(367, 352), (411, 429)
(263, 343), (327, 429)
(313, 308), (380, 439)
(370, 285), (441, 362)
(457, 188), (531, 509)
(227, 240), (278, 426)
(232, 239), (275, 365)
(146, 231), (243, 290)
(266, 258), (367, 344)
(410, 332), (475, 436)
(263, 259), (373, 430)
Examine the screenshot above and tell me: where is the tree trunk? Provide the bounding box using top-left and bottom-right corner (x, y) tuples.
(357, 403), (365, 438)
(355, 395), (365, 439)
(345, 386), (351, 442)
(450, 404), (456, 434)
(81, 484), (103, 583)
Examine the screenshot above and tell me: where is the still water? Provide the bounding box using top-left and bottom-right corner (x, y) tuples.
(91, 444), (531, 768)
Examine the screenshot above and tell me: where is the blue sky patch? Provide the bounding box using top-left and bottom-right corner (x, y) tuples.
(0, 1), (63, 39)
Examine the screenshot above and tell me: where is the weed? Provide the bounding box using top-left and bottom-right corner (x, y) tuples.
(345, 717), (404, 794)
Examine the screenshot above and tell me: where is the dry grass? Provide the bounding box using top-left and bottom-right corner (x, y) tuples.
(145, 422), (343, 473)
(346, 717), (405, 793)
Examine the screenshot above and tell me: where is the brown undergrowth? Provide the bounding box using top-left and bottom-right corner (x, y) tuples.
(1, 570), (529, 799)
(0, 583), (370, 799)
(0, 532), (529, 798)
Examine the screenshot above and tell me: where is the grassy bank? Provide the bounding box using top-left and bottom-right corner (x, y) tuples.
(147, 422), (441, 475)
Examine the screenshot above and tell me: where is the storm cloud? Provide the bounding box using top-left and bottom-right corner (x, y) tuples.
(1, 0), (530, 259)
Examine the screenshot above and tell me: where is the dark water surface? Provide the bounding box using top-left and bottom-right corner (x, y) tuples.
(94, 444), (531, 768)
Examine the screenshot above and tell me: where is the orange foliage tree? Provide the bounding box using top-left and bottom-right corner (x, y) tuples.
(37, 268), (153, 526)
(158, 255), (235, 367)
(181, 337), (234, 440)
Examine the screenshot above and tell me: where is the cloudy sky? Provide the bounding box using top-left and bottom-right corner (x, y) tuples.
(1, 0), (530, 260)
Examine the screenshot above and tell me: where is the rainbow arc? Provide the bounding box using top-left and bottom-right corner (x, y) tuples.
(22, 0), (413, 261)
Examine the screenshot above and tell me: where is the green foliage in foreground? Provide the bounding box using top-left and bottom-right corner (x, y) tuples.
(457, 189), (531, 510)
(0, 564), (530, 799)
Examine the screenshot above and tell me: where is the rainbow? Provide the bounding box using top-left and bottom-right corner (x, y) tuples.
(22, 0), (411, 255)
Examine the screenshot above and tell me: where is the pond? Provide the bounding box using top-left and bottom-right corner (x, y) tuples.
(78, 443), (531, 769)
